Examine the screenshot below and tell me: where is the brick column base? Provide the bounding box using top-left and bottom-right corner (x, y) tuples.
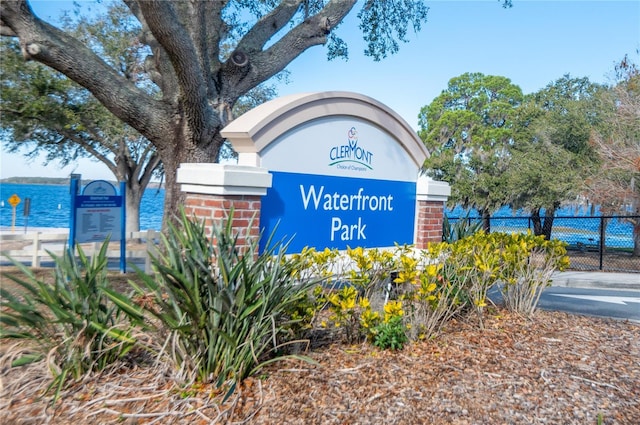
(183, 194), (262, 252)
(177, 164), (272, 254)
(415, 176), (451, 249)
(415, 200), (445, 249)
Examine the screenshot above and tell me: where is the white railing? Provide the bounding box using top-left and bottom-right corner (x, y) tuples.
(0, 230), (160, 273)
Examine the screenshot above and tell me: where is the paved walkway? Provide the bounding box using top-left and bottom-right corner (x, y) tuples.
(552, 271), (640, 292)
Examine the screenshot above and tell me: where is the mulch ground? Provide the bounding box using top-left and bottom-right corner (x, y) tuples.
(1, 309), (638, 424)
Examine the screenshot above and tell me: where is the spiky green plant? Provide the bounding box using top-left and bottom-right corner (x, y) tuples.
(442, 214), (483, 243)
(114, 209), (318, 397)
(0, 241), (138, 401)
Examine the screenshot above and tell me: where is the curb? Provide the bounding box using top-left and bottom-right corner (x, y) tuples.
(552, 271), (640, 292)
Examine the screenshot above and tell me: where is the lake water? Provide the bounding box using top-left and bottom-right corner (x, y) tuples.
(0, 183), (165, 230)
(0, 182), (634, 248)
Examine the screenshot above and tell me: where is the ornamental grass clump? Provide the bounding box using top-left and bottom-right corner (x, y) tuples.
(0, 241), (138, 401)
(113, 210), (318, 396)
(442, 214), (483, 243)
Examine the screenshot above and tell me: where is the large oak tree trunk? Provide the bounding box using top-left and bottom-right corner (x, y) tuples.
(157, 131), (223, 231)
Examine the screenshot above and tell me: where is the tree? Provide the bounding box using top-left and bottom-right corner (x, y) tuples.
(3, 0), (482, 227)
(589, 54), (640, 256)
(418, 72), (524, 231)
(1, 37), (160, 232)
(508, 75), (602, 239)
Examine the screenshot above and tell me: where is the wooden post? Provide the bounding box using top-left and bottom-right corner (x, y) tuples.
(32, 232), (41, 268)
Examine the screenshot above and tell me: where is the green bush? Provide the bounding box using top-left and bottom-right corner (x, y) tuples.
(0, 241), (137, 401)
(111, 210), (317, 396)
(394, 245), (468, 340)
(498, 231), (569, 316)
(373, 316), (408, 351)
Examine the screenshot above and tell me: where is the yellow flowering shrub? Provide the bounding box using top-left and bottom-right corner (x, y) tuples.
(292, 231), (569, 347)
(383, 300), (404, 322)
(498, 231), (569, 316)
(324, 286), (364, 343)
(346, 246), (395, 298)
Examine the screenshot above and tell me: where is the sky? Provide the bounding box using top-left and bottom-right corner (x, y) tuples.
(1, 0), (639, 181)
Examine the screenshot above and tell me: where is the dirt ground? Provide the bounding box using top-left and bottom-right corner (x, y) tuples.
(0, 308), (638, 424)
(0, 254), (638, 424)
(0, 245), (640, 425)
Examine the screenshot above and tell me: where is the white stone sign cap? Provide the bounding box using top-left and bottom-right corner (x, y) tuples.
(221, 91), (429, 168)
(177, 163), (273, 196)
(416, 175), (451, 202)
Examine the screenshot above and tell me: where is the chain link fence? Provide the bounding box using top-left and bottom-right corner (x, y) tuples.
(448, 215), (640, 273)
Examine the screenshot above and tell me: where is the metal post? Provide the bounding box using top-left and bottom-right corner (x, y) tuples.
(120, 181), (126, 274)
(599, 217), (605, 270)
(69, 177), (80, 254)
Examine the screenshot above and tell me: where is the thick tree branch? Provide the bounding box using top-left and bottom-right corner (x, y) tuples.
(124, 0), (180, 104)
(0, 0), (172, 145)
(235, 0), (304, 54)
(226, 0), (356, 98)
(137, 0), (220, 144)
(185, 1), (226, 99)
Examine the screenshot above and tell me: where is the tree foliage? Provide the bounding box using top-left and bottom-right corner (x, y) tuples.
(1, 1), (283, 230)
(588, 53), (640, 255)
(419, 72), (607, 240)
(508, 75), (602, 238)
(0, 4), (161, 232)
(1, 0), (455, 227)
(0, 37), (160, 232)
(419, 72), (524, 231)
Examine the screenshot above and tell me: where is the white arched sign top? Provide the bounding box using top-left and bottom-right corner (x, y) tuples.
(222, 91), (428, 177)
(221, 91), (429, 252)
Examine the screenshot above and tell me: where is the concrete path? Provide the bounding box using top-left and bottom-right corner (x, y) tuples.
(552, 271), (640, 291)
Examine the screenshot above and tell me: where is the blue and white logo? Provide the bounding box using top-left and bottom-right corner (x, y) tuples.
(328, 127), (374, 171)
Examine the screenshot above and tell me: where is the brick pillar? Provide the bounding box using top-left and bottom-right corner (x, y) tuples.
(177, 163), (272, 253)
(414, 176), (451, 249)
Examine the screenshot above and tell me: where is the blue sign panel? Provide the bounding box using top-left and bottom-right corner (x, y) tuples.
(73, 180), (124, 244)
(261, 171), (416, 252)
(75, 195), (122, 209)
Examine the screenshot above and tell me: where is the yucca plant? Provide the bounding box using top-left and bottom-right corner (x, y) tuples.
(442, 214), (483, 243)
(115, 209), (318, 397)
(0, 241), (138, 401)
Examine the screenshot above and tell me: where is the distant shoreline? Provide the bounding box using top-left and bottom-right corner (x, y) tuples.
(1, 177), (163, 189)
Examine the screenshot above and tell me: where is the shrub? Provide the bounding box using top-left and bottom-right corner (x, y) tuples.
(499, 231), (569, 316)
(453, 231), (504, 328)
(0, 241), (138, 401)
(373, 315), (407, 351)
(110, 210), (317, 396)
(322, 285), (371, 344)
(345, 246), (396, 299)
(395, 246), (468, 340)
